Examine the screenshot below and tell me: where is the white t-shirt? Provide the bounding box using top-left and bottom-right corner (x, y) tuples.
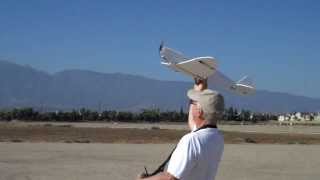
(167, 128), (224, 180)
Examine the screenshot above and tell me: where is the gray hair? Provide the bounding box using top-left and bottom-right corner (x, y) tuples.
(199, 94), (224, 125)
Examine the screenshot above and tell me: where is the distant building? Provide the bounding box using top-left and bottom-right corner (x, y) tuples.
(305, 114), (312, 121)
(278, 115), (285, 122)
(277, 112), (319, 124)
(295, 112), (302, 120)
(290, 114), (297, 121)
(285, 115), (290, 121)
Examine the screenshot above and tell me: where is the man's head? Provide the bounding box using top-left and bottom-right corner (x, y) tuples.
(187, 89), (224, 130)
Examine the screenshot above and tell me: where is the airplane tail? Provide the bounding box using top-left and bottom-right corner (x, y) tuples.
(159, 41), (164, 52)
(233, 76), (256, 95)
(236, 76), (255, 88)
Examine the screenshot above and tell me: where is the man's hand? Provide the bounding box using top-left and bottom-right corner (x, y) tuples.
(194, 78), (208, 91)
(136, 172), (178, 180)
(136, 172), (149, 179)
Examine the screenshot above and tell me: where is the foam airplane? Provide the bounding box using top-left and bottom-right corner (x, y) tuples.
(159, 43), (255, 96)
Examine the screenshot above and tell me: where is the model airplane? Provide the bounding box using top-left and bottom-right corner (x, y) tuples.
(159, 43), (255, 96)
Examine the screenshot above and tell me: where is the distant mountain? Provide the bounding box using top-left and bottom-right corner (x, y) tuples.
(0, 60), (52, 107)
(0, 60), (319, 113)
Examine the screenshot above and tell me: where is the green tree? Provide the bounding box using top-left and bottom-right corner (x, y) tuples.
(140, 109), (160, 122)
(117, 112), (134, 122)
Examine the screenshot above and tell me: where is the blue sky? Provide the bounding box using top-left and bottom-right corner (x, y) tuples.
(1, 0), (319, 98)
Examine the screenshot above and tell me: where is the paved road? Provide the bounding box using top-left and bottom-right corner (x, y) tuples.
(0, 143), (319, 180)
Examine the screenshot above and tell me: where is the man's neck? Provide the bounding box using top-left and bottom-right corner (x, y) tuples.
(193, 123), (217, 132)
(193, 120), (217, 131)
(195, 120), (209, 129)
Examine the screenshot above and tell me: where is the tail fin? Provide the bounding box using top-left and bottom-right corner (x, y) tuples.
(236, 76), (255, 88)
(159, 41), (164, 52)
(231, 76), (256, 95)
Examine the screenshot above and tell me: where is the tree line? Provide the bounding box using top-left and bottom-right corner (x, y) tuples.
(0, 107), (277, 123)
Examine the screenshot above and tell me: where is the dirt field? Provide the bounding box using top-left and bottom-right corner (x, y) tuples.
(3, 121), (320, 134)
(0, 143), (319, 180)
(1, 122), (320, 180)
(2, 123), (320, 144)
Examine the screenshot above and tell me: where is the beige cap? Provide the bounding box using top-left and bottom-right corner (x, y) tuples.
(187, 89), (225, 122)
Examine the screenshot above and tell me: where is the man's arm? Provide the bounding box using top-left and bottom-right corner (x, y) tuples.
(137, 172), (178, 180)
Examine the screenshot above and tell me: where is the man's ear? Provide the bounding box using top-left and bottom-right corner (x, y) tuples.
(198, 107), (204, 119)
(195, 104), (204, 118)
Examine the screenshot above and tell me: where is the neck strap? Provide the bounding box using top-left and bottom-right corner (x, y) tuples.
(194, 124), (217, 132)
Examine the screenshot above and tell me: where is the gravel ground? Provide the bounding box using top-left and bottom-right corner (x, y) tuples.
(0, 143), (319, 180)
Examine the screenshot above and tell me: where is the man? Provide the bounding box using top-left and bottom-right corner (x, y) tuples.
(137, 80), (225, 180)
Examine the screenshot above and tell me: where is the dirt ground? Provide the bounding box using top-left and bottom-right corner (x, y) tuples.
(1, 122), (320, 144)
(1, 122), (320, 180)
(3, 121), (320, 134)
(0, 143), (319, 180)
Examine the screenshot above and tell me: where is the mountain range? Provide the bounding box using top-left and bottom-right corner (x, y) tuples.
(0, 60), (319, 113)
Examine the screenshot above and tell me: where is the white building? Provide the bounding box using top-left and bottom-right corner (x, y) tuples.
(278, 112), (320, 124)
(304, 114), (312, 121)
(290, 114), (297, 121)
(278, 115), (285, 122)
(295, 112), (302, 120)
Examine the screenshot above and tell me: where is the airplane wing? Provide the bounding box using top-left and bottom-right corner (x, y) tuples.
(159, 42), (255, 96)
(160, 43), (218, 79)
(174, 57), (217, 79)
(159, 42), (188, 64)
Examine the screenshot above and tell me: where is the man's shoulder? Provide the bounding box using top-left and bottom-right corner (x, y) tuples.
(178, 129), (222, 146)
(180, 132), (193, 141)
(178, 131), (204, 148)
(178, 132), (196, 145)
(180, 129), (217, 140)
